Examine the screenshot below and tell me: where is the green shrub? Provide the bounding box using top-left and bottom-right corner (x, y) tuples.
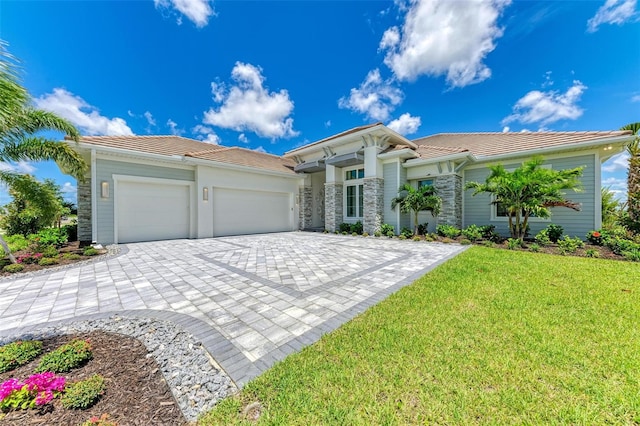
(61, 374), (105, 410)
(41, 245), (59, 258)
(481, 240), (495, 248)
(362, 232), (369, 237)
(546, 224), (564, 243)
(506, 238), (523, 250)
(417, 222), (429, 235)
(351, 232), (358, 237)
(3, 264), (24, 273)
(436, 225), (461, 239)
(374, 231), (381, 237)
(30, 227), (68, 249)
(461, 224), (483, 242)
(586, 230), (603, 246)
(339, 223), (351, 233)
(35, 339), (92, 373)
(585, 249), (600, 258)
(4, 234), (29, 253)
(623, 249), (640, 262)
(379, 223), (395, 235)
(412, 236), (422, 241)
(400, 227), (413, 238)
(460, 238), (471, 245)
(398, 234), (407, 240)
(479, 225), (501, 242)
(0, 340), (43, 373)
(423, 234), (434, 242)
(605, 237), (640, 255)
(83, 248), (99, 256)
(535, 229), (552, 246)
(529, 243), (540, 252)
(62, 253), (82, 261)
(341, 231), (348, 235)
(38, 257), (59, 266)
(350, 221), (363, 235)
(385, 231), (395, 238)
(557, 236), (584, 255)
(62, 223), (78, 242)
(1, 209), (41, 237)
(441, 237), (455, 243)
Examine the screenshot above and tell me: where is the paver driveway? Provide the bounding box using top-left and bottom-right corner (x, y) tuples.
(0, 232), (466, 385)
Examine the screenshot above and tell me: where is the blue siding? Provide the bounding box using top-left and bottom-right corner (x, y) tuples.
(463, 154), (596, 238)
(95, 159), (194, 244)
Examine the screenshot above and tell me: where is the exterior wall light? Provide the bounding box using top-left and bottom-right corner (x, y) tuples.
(101, 181), (109, 198)
(203, 187), (209, 201)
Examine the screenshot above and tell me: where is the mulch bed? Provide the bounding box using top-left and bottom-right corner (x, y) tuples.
(0, 331), (187, 425)
(0, 242), (107, 277)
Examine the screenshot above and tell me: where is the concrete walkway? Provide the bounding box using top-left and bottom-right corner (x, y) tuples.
(0, 232), (467, 385)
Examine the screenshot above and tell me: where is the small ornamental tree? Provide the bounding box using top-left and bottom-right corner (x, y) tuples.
(464, 156), (584, 239)
(621, 122), (640, 234)
(391, 183), (442, 235)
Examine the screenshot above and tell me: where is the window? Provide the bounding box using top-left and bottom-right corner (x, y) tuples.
(346, 168), (364, 180)
(418, 179), (434, 188)
(346, 184), (364, 218)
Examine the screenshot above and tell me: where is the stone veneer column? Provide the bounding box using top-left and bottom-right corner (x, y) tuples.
(363, 177), (384, 235)
(77, 177), (92, 243)
(434, 174), (462, 228)
(324, 183), (343, 232)
(298, 186), (313, 230)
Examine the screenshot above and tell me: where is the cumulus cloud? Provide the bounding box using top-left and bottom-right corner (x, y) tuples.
(0, 160), (36, 174)
(587, 0), (637, 32)
(379, 0), (510, 87)
(603, 152), (629, 172)
(338, 69), (404, 121)
(502, 126), (510, 133)
(192, 124), (220, 144)
(238, 133), (249, 143)
(166, 119), (185, 136)
(154, 0), (215, 28)
(253, 146), (267, 153)
(502, 80), (587, 127)
(387, 113), (421, 135)
(203, 62), (298, 139)
(34, 88), (133, 136)
(631, 94), (640, 102)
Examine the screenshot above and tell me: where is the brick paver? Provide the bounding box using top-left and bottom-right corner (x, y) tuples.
(0, 232), (467, 385)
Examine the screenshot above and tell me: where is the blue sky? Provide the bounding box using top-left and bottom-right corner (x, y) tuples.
(0, 0), (639, 205)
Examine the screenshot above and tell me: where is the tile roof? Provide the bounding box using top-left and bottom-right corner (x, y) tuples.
(411, 131), (631, 160)
(72, 135), (297, 175)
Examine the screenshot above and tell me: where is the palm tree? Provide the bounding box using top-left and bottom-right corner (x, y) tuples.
(601, 186), (621, 228)
(621, 122), (639, 231)
(465, 156), (583, 239)
(391, 183), (442, 235)
(0, 42), (87, 262)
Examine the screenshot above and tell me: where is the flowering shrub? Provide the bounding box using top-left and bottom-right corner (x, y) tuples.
(35, 339), (92, 373)
(82, 413), (117, 426)
(15, 253), (43, 264)
(0, 340), (43, 373)
(586, 230), (603, 246)
(0, 372), (65, 410)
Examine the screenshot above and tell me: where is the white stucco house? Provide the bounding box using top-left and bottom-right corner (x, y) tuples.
(71, 124), (633, 244)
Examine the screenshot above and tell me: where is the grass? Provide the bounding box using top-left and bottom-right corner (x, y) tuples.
(200, 247), (640, 425)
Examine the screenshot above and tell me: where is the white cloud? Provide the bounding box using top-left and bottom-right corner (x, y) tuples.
(602, 176), (628, 201)
(587, 0), (637, 32)
(631, 94), (640, 102)
(380, 0), (511, 87)
(253, 146), (267, 153)
(166, 119), (185, 136)
(502, 126), (510, 133)
(60, 182), (77, 194)
(154, 0), (215, 28)
(0, 160), (36, 174)
(542, 71), (554, 88)
(34, 88), (133, 136)
(324, 120), (332, 128)
(502, 80), (587, 126)
(143, 111), (156, 127)
(603, 151), (629, 172)
(203, 62), (299, 139)
(338, 69), (404, 121)
(192, 124), (220, 144)
(387, 113), (421, 135)
(238, 133), (249, 143)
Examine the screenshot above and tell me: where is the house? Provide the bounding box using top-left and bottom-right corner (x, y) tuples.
(71, 125), (632, 244)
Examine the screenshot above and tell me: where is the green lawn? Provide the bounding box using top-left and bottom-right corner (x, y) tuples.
(200, 247), (640, 425)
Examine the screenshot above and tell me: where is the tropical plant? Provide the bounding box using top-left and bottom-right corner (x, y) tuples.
(621, 122), (640, 234)
(465, 157), (583, 239)
(0, 42), (87, 263)
(436, 224), (461, 239)
(601, 187), (621, 228)
(391, 183), (442, 235)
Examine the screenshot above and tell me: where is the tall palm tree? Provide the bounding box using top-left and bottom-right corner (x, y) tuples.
(0, 42), (87, 262)
(621, 122), (640, 230)
(391, 183), (442, 235)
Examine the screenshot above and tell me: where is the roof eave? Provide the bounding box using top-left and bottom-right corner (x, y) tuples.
(377, 148), (419, 160)
(403, 152), (474, 167)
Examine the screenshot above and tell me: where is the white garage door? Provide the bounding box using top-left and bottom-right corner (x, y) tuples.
(212, 188), (292, 236)
(116, 180), (191, 243)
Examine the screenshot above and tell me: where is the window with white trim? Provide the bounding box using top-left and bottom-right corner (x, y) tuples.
(418, 179), (434, 188)
(344, 167), (364, 219)
(346, 168), (364, 180)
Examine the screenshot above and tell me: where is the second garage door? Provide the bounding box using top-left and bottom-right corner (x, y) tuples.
(116, 180), (191, 243)
(212, 188), (292, 236)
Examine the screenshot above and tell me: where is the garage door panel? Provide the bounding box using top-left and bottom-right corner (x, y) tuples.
(117, 181), (190, 243)
(213, 188), (292, 236)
